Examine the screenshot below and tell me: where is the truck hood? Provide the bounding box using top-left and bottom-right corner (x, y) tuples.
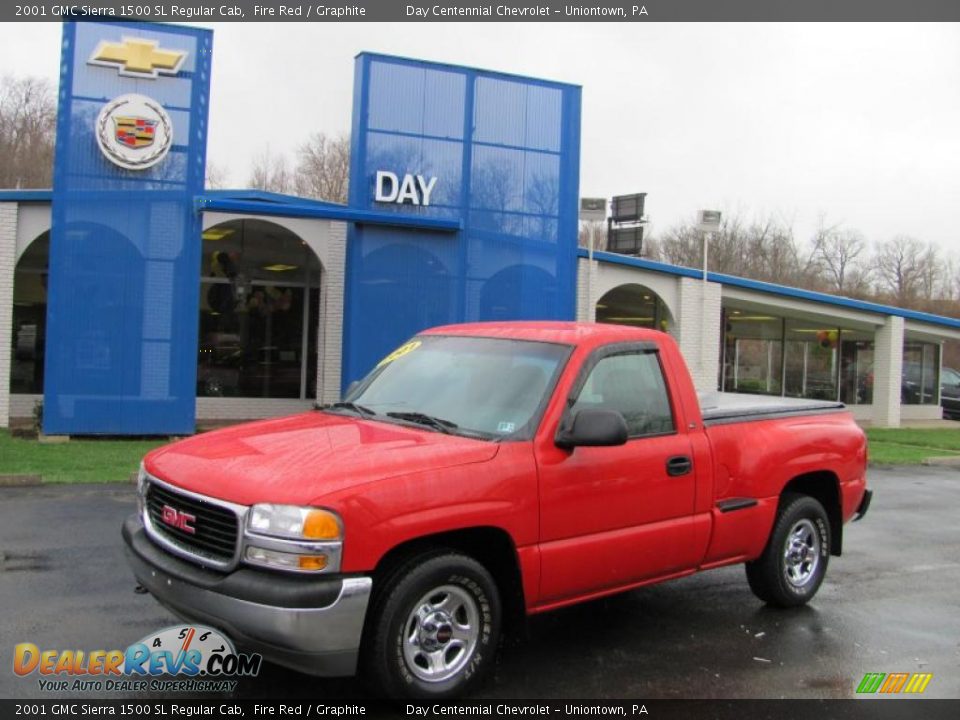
(144, 411), (500, 506)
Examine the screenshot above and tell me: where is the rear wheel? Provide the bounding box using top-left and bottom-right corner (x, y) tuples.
(363, 551), (501, 699)
(746, 494), (831, 607)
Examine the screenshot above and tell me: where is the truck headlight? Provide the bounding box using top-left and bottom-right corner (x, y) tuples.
(247, 504), (342, 541)
(244, 504), (343, 574)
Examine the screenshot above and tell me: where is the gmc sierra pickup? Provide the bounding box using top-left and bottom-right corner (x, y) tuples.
(122, 322), (871, 698)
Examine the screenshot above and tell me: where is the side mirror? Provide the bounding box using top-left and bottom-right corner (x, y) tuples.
(555, 409), (629, 450)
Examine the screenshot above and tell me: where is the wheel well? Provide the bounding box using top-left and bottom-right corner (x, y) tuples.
(371, 527), (526, 634)
(781, 471), (843, 556)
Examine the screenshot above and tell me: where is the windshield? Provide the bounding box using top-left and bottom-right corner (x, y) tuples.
(338, 335), (571, 440)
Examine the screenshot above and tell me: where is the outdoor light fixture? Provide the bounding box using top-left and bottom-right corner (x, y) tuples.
(579, 197), (607, 222)
(608, 226), (644, 255)
(605, 193), (648, 257)
(610, 193), (646, 223)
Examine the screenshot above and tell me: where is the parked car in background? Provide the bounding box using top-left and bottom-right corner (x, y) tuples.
(900, 362), (938, 405)
(857, 363), (956, 417)
(941, 367), (960, 420)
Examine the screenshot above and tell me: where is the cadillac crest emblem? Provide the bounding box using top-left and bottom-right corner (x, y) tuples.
(96, 94), (173, 171)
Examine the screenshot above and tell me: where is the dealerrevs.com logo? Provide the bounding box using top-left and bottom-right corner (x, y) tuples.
(14, 625), (261, 693)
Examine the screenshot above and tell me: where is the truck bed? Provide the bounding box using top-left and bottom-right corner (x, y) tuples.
(698, 392), (845, 425)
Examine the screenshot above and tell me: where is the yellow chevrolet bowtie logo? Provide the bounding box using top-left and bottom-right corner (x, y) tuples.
(88, 38), (187, 79)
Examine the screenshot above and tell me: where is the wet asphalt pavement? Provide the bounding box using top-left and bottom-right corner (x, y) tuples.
(1, 465), (958, 700)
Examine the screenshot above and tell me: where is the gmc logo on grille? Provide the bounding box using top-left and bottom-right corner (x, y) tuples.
(160, 504), (196, 535)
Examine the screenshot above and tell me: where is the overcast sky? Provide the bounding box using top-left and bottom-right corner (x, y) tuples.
(2, 22), (959, 249)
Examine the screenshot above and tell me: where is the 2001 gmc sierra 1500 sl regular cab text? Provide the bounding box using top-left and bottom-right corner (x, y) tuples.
(122, 322), (872, 698)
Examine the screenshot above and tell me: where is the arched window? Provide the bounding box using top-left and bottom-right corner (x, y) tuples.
(198, 220), (322, 399)
(595, 283), (672, 331)
(10, 232), (49, 394)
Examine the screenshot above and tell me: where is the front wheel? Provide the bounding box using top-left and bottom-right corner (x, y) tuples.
(745, 494), (831, 607)
(363, 551), (501, 699)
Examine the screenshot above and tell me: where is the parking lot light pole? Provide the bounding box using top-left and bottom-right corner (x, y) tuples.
(697, 210), (722, 381)
(580, 198), (608, 321)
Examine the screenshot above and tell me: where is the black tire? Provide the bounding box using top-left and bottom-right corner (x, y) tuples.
(745, 493), (831, 608)
(362, 551), (501, 699)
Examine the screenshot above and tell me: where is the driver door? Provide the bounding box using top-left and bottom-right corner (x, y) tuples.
(535, 343), (699, 605)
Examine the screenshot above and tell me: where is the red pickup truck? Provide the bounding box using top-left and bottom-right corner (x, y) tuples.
(123, 322), (871, 698)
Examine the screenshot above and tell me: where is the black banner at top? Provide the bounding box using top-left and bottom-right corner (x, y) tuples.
(4, 0), (960, 23)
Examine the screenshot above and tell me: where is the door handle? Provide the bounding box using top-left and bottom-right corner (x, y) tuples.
(666, 455), (692, 476)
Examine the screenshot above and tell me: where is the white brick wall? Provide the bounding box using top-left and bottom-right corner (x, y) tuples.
(675, 277), (723, 393)
(15, 203), (50, 262)
(0, 203), (17, 428)
(576, 257), (594, 322)
(872, 316), (904, 428)
(196, 397), (313, 421)
(317, 221), (346, 404)
(9, 393), (40, 420)
(901, 404), (943, 421)
(575, 259), (722, 392)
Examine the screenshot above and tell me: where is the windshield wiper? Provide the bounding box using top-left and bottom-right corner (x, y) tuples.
(386, 411), (458, 434)
(315, 401), (377, 417)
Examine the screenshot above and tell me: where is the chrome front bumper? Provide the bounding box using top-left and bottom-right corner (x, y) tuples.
(122, 514), (372, 677)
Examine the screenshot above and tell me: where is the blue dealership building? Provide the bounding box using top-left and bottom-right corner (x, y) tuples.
(2, 20), (958, 434)
(1, 20), (582, 435)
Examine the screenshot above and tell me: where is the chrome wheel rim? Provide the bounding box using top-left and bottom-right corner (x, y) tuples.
(783, 518), (821, 588)
(402, 584), (479, 683)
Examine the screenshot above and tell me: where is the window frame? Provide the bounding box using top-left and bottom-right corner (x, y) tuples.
(561, 341), (678, 441)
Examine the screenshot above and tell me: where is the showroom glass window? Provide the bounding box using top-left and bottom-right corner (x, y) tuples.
(722, 306), (875, 404)
(902, 342), (940, 405)
(10, 233), (49, 394)
(198, 220), (321, 399)
(721, 312), (783, 396)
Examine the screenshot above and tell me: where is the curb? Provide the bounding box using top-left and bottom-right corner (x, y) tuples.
(921, 456), (960, 467)
(0, 474), (43, 487)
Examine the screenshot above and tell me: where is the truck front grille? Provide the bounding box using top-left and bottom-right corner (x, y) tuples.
(145, 481), (239, 565)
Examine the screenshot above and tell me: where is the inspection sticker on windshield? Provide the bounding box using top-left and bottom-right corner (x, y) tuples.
(377, 340), (422, 367)
(497, 421), (516, 433)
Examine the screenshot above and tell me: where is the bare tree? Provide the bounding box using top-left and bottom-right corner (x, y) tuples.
(204, 161), (228, 190)
(0, 76), (56, 189)
(874, 235), (927, 305)
(578, 220), (606, 250)
(918, 241), (946, 302)
(470, 159), (522, 235)
(294, 132), (350, 203)
(656, 217), (708, 268)
(655, 213), (835, 289)
(247, 147), (293, 194)
(745, 217), (805, 285)
(642, 233), (661, 260)
(811, 220), (869, 294)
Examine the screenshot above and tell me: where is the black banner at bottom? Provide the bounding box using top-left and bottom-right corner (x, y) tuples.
(2, 700), (959, 720)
